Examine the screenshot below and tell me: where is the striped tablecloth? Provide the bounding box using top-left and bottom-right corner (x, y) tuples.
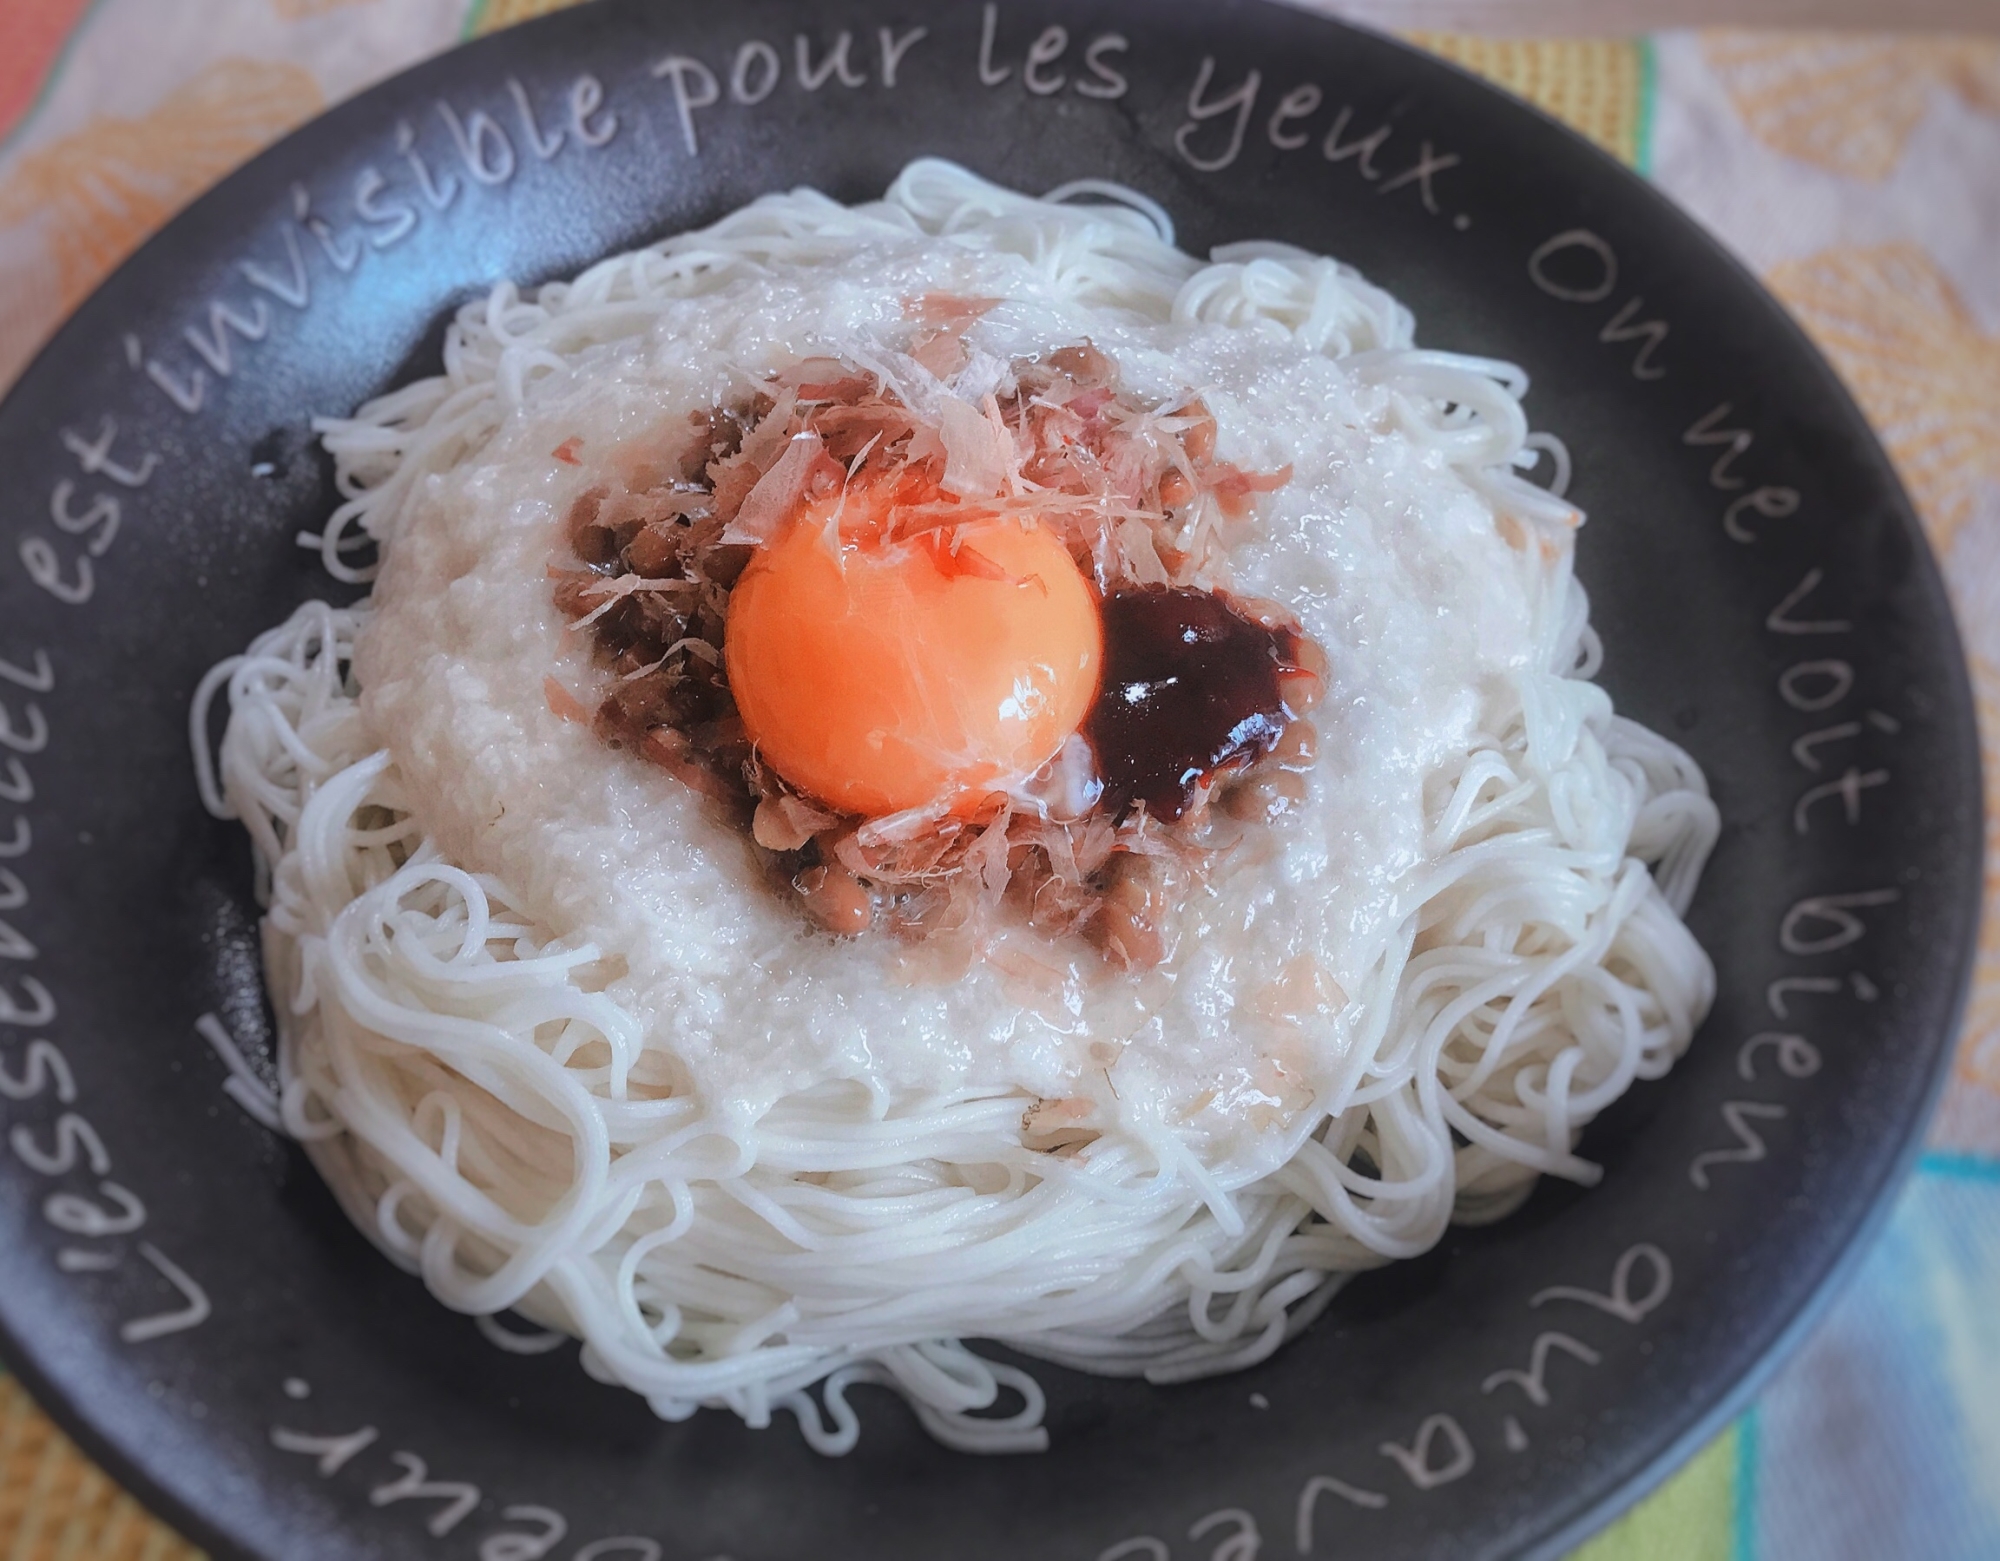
(0, 5), (1995, 1557)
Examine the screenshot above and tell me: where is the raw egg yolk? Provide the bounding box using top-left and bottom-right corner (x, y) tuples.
(725, 500), (1102, 817)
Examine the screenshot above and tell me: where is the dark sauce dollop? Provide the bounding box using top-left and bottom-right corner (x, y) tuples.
(1085, 587), (1314, 822)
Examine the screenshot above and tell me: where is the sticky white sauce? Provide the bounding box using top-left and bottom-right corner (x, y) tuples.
(353, 231), (1542, 1164)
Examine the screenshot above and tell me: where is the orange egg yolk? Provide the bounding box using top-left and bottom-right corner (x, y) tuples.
(724, 499), (1102, 817)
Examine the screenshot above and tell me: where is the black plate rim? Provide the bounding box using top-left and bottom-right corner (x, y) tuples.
(1351, 25), (1986, 1556)
(1521, 944), (1977, 1561)
(0, 3), (1981, 1557)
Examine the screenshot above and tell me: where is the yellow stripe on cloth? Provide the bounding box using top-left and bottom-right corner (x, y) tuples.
(1407, 35), (1652, 168)
(1569, 1425), (1741, 1561)
(468, 0), (584, 35)
(0, 1378), (201, 1561)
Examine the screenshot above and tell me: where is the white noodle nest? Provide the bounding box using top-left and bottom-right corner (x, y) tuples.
(192, 161), (1717, 1455)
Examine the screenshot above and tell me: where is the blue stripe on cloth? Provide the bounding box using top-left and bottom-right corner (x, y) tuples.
(1733, 1406), (1760, 1561)
(1919, 1151), (2000, 1183)
(1750, 1169), (2000, 1558)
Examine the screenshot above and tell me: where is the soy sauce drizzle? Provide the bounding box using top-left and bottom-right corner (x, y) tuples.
(1086, 587), (1314, 822)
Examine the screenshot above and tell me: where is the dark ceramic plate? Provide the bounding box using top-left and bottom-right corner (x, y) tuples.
(0, 2), (1978, 1558)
